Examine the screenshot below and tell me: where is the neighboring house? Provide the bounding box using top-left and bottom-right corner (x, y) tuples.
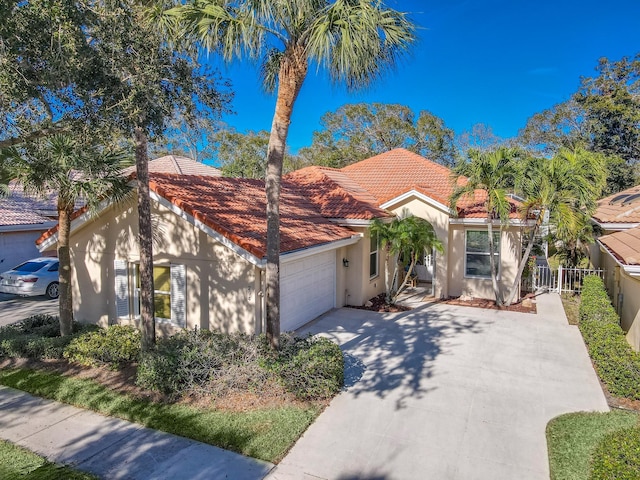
(0, 156), (220, 269)
(37, 148), (528, 336)
(592, 185), (640, 351)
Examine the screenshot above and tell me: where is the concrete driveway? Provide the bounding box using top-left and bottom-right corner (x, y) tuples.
(267, 294), (608, 480)
(0, 293), (58, 327)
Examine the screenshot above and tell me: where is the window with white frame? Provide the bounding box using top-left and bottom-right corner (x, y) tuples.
(465, 230), (500, 278)
(369, 232), (379, 278)
(114, 260), (185, 327)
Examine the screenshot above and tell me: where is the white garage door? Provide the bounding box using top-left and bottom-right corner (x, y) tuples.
(281, 250), (336, 331)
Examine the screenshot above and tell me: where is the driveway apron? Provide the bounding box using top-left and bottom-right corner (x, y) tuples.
(267, 293), (608, 480)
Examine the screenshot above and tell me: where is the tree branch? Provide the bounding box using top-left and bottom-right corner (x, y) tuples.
(0, 126), (68, 149)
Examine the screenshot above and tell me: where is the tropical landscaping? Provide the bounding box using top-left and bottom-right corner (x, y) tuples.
(549, 276), (640, 479)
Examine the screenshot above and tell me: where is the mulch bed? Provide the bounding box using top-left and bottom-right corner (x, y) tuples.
(347, 293), (411, 313)
(349, 292), (537, 314)
(442, 294), (537, 314)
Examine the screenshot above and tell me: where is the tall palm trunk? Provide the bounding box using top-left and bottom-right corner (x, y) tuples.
(265, 50), (307, 349)
(135, 126), (156, 350)
(505, 209), (545, 306)
(487, 213), (502, 306)
(57, 201), (74, 336)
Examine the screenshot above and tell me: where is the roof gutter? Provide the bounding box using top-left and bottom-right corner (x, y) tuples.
(597, 238), (640, 277)
(591, 219), (640, 230)
(280, 234), (362, 265)
(449, 218), (536, 226)
(0, 222), (57, 233)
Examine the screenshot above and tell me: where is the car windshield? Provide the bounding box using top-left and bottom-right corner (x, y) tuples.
(13, 262), (46, 273)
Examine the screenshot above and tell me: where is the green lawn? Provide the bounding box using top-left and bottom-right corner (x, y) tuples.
(0, 368), (320, 463)
(0, 439), (97, 479)
(547, 410), (640, 480)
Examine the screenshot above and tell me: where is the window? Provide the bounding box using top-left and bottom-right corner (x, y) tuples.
(114, 260), (185, 327)
(369, 232), (379, 278)
(465, 230), (500, 278)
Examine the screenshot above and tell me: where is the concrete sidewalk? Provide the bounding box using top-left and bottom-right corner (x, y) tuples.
(0, 386), (273, 479)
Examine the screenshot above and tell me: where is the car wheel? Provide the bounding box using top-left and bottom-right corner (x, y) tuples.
(46, 282), (59, 300)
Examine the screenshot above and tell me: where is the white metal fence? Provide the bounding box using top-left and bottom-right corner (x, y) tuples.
(532, 266), (606, 294)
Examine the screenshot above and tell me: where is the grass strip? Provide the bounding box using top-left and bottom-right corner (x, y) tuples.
(0, 368), (320, 463)
(547, 410), (639, 480)
(0, 439), (97, 479)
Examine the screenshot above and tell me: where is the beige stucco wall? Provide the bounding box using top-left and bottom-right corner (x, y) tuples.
(387, 197), (450, 298)
(448, 224), (522, 300)
(337, 228), (384, 306)
(67, 194), (258, 335)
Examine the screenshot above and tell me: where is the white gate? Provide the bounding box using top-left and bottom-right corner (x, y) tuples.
(533, 266), (605, 294)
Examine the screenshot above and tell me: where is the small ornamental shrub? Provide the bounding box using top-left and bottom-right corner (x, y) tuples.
(261, 334), (344, 400)
(579, 275), (640, 400)
(0, 315), (97, 360)
(63, 325), (140, 369)
(590, 425), (640, 480)
(137, 329), (269, 397)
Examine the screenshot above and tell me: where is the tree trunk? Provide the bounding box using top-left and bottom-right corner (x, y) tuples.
(487, 215), (503, 306)
(135, 126), (155, 351)
(57, 202), (74, 336)
(265, 49), (307, 350)
(504, 211), (544, 306)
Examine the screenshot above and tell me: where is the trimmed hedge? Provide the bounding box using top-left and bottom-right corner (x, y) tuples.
(63, 325), (141, 369)
(590, 425), (640, 479)
(579, 275), (640, 400)
(0, 315), (97, 360)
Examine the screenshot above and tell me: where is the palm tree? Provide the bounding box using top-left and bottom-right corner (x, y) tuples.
(7, 135), (129, 336)
(450, 147), (519, 306)
(370, 212), (443, 304)
(164, 0), (416, 348)
(504, 148), (606, 305)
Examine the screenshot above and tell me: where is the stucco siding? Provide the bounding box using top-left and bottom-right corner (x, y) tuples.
(448, 224), (521, 299)
(388, 197), (450, 298)
(68, 196), (256, 334)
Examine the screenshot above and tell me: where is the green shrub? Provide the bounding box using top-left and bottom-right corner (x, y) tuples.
(262, 335), (344, 400)
(64, 325), (140, 369)
(590, 425), (640, 479)
(137, 330), (267, 396)
(137, 329), (344, 401)
(0, 315), (97, 360)
(579, 275), (640, 400)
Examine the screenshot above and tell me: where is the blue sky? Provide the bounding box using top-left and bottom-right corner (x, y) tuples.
(210, 0), (640, 153)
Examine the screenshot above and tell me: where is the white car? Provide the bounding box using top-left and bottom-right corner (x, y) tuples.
(0, 257), (60, 299)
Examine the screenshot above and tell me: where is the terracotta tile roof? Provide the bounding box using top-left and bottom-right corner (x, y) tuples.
(593, 184), (640, 225)
(122, 155), (221, 177)
(340, 148), (458, 206)
(599, 226), (640, 266)
(0, 181), (64, 227)
(284, 166), (392, 220)
(339, 148), (520, 219)
(147, 174), (356, 258)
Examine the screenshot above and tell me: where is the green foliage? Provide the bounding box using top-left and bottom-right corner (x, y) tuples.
(546, 410), (639, 480)
(0, 368), (319, 463)
(138, 330), (344, 401)
(261, 335), (344, 400)
(0, 439), (98, 479)
(297, 103), (456, 168)
(590, 425), (640, 479)
(579, 276), (640, 399)
(0, 315), (96, 360)
(63, 325), (140, 369)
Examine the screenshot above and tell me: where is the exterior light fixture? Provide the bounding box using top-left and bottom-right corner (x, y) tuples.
(343, 258), (349, 267)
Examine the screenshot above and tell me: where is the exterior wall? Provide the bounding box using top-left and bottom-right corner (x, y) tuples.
(0, 230), (48, 268)
(68, 195), (258, 335)
(339, 228), (384, 306)
(387, 197), (450, 298)
(448, 224), (522, 300)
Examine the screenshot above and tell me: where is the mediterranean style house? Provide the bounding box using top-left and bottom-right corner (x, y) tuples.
(37, 149), (528, 335)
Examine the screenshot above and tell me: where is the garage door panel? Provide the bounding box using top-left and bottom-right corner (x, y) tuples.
(281, 251), (336, 332)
